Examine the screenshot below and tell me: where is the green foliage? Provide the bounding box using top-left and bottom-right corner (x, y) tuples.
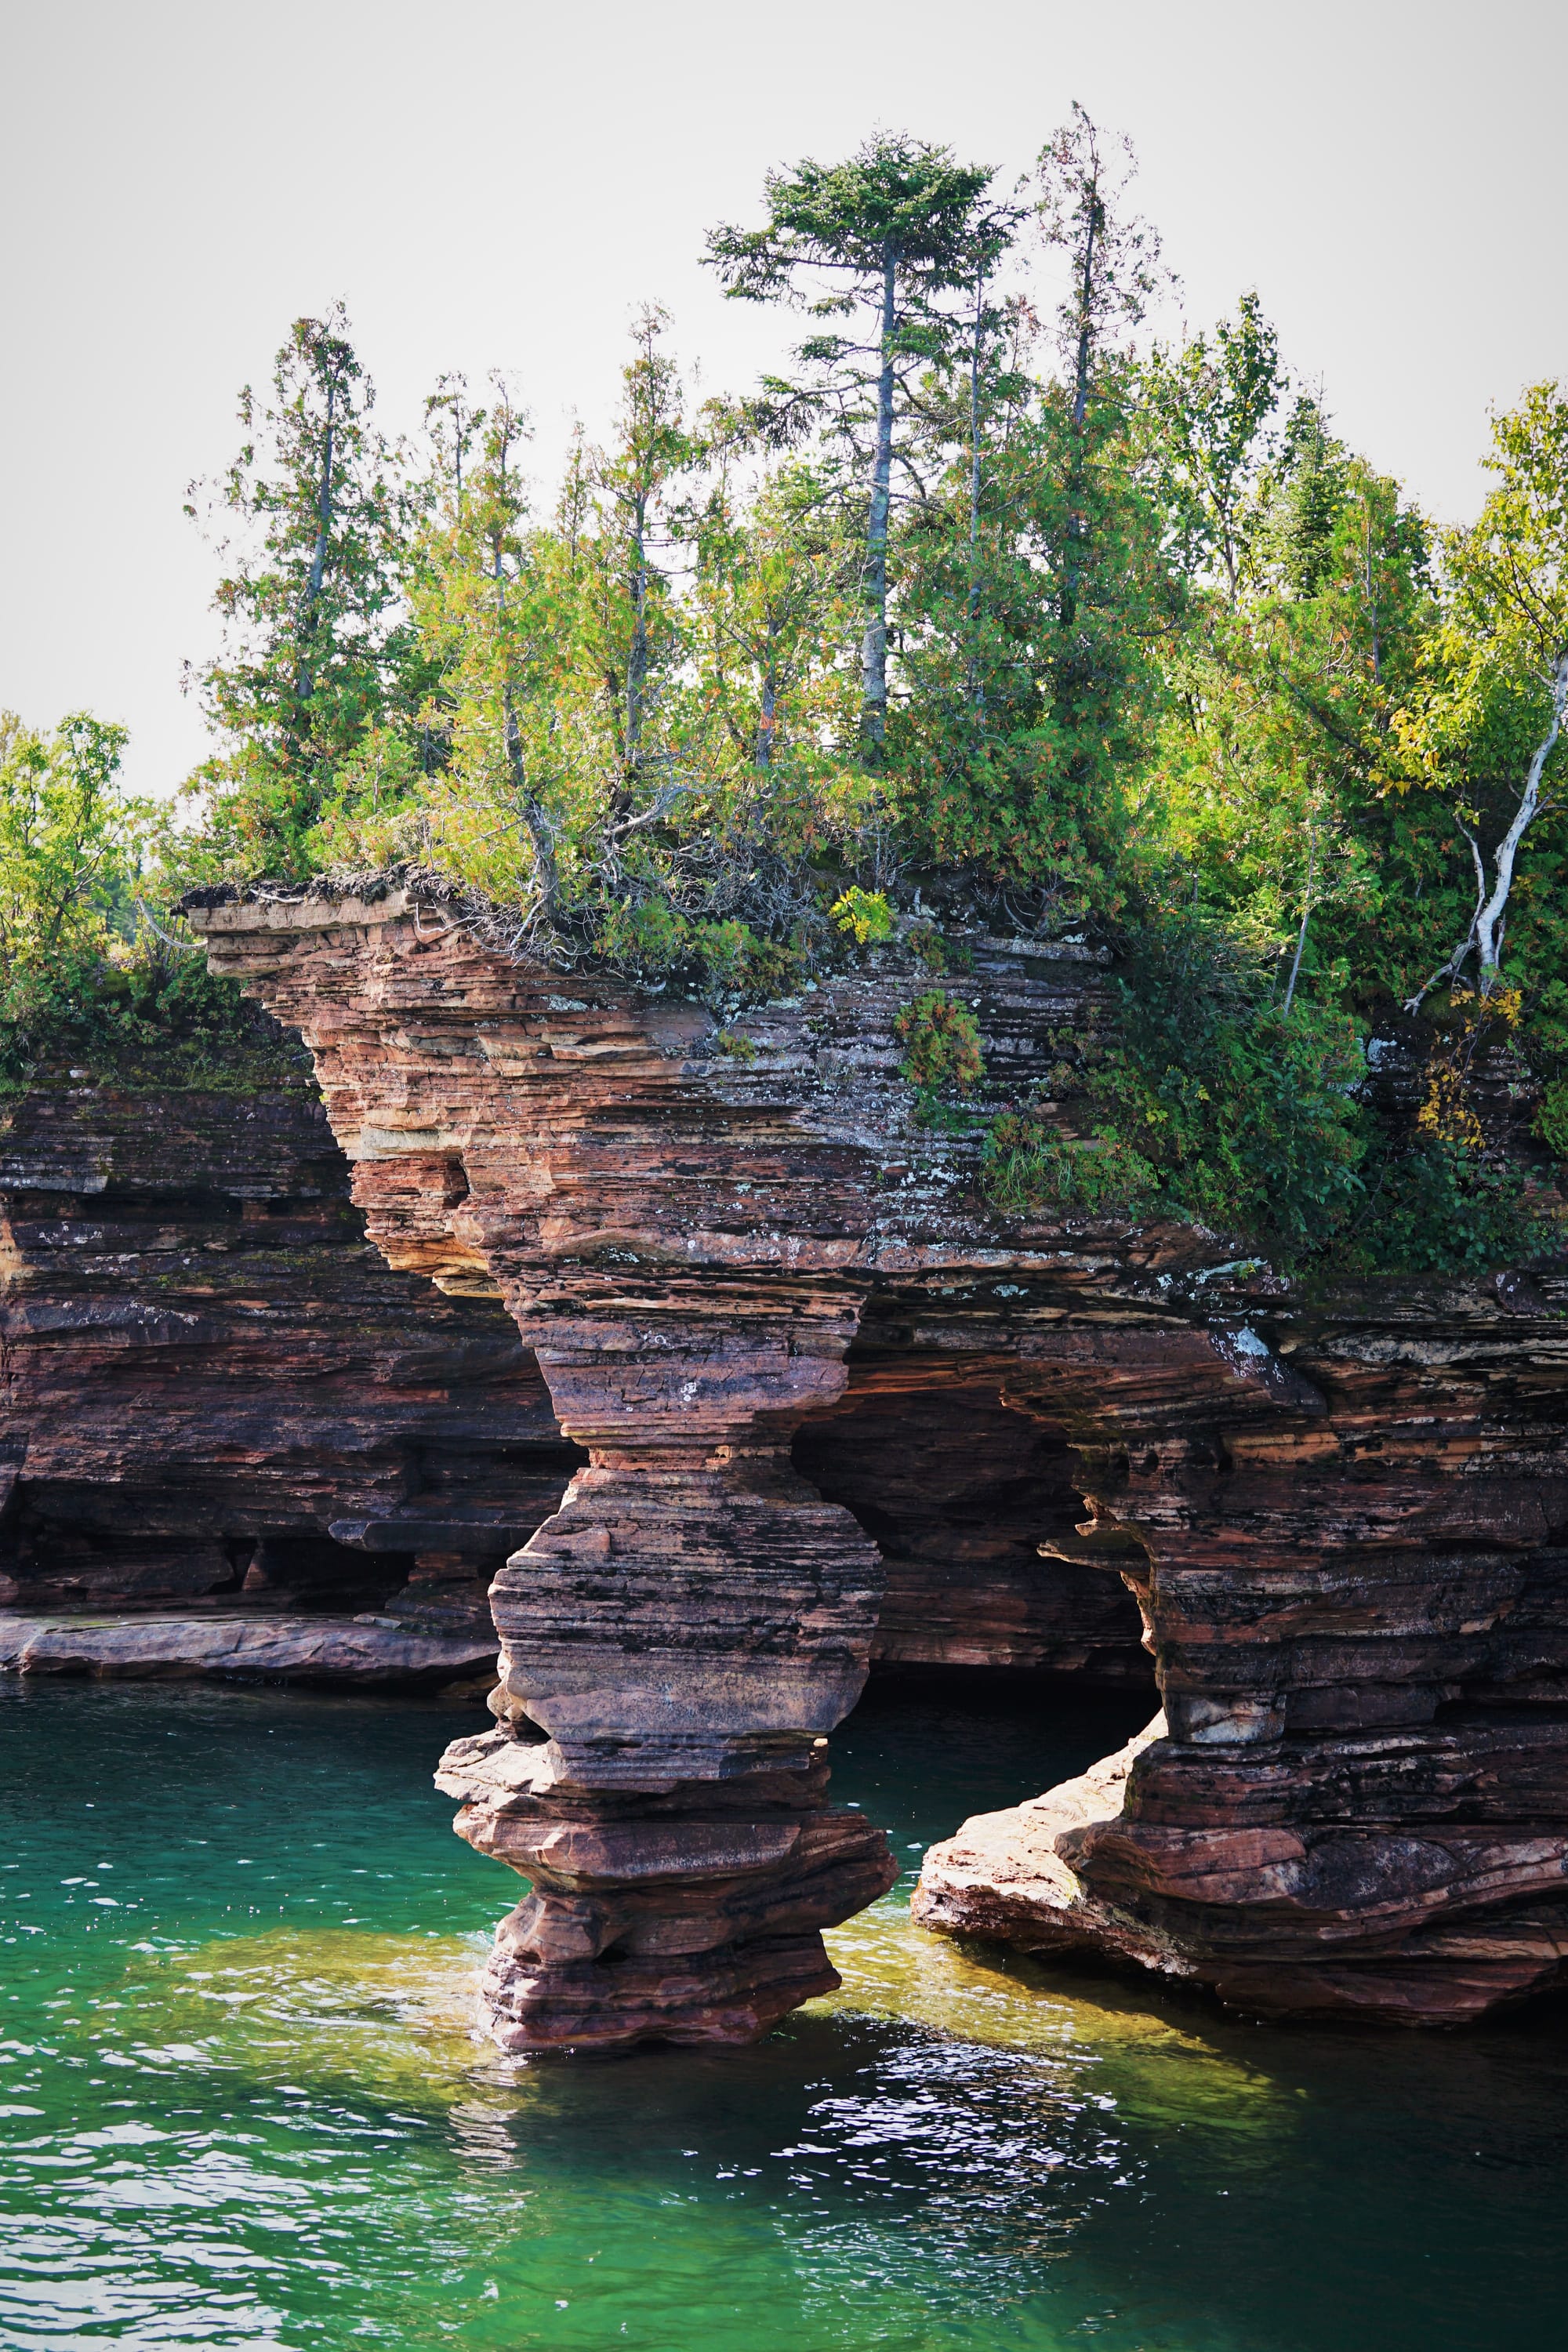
(1342, 1139), (1556, 1276)
(1032, 103), (1164, 422)
(0, 711), (135, 1025)
(831, 887), (895, 944)
(172, 131), (1187, 956)
(1143, 290), (1284, 597)
(706, 132), (1002, 754)
(0, 946), (307, 1098)
(181, 303), (412, 880)
(984, 1113), (1156, 1217)
(890, 365), (1176, 887)
(283, 318), (884, 961)
(0, 708), (305, 1095)
(895, 989), (985, 1098)
(1148, 395), (1433, 1004)
(711, 1029), (759, 1064)
(594, 902), (800, 1004)
(594, 898), (691, 972)
(1093, 924), (1367, 1249)
(984, 910), (1367, 1255)
(1535, 1076), (1568, 1163)
(906, 919), (958, 971)
(1378, 383), (1568, 1006)
(982, 898), (1563, 1275)
(706, 135), (995, 308)
(109, 134), (1568, 1279)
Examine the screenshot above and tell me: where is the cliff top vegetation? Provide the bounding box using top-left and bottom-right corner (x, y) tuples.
(0, 710), (306, 1095)
(5, 113), (1566, 1266)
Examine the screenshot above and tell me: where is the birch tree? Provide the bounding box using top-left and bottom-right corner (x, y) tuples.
(1396, 383), (1568, 1006)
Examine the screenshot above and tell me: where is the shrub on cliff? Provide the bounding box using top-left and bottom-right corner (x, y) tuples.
(0, 710), (303, 1094)
(982, 909), (1369, 1256)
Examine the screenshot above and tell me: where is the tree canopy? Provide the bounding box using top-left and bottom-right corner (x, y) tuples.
(9, 112), (1567, 1269)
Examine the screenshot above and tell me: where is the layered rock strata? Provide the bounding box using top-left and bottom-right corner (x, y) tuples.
(0, 1606), (499, 1687)
(801, 1374), (1147, 1678)
(0, 1080), (579, 1642)
(1, 1077), (1142, 1682)
(917, 1301), (1568, 2021)
(183, 882), (1568, 2037)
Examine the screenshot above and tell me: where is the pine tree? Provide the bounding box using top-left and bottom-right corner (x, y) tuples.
(183, 303), (404, 873)
(707, 136), (1000, 755)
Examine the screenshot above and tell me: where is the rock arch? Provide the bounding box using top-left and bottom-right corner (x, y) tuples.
(183, 884), (1568, 2042)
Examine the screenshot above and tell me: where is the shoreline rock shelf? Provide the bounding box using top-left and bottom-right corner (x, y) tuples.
(175, 880), (1568, 2039)
(0, 1606), (499, 1687)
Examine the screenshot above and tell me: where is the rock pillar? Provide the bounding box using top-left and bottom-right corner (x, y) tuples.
(437, 1298), (897, 2049)
(181, 885), (1568, 2029)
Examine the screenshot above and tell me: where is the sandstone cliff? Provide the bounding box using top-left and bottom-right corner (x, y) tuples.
(176, 880), (1568, 2042)
(1, 1074), (1140, 1682)
(0, 1078), (575, 1640)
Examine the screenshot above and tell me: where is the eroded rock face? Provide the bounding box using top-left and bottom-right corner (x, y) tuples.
(435, 1722), (893, 2049)
(801, 1375), (1148, 1679)
(0, 1080), (1150, 1680)
(183, 883), (1568, 2039)
(0, 1081), (579, 1630)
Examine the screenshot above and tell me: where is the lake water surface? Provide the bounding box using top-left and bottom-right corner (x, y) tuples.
(2, 1675), (1564, 2350)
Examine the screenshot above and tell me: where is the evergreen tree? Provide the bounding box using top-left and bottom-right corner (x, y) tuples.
(707, 135), (1000, 753)
(584, 307), (691, 814)
(0, 711), (132, 1018)
(886, 110), (1177, 894)
(183, 303), (405, 874)
(681, 452), (866, 895)
(1033, 104), (1164, 434)
(1149, 376), (1433, 1013)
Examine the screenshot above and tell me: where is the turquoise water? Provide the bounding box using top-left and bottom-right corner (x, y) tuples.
(2, 1676), (1565, 2351)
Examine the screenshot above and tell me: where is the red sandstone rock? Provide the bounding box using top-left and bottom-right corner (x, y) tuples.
(0, 1607), (498, 1686)
(0, 1080), (579, 1627)
(180, 881), (1568, 2039)
(802, 1374), (1147, 1678)
(1, 1078), (1139, 1677)
(437, 1723), (894, 2042)
(912, 1715), (1185, 1967)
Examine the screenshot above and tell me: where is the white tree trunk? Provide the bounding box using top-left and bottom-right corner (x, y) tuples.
(861, 249), (898, 750)
(1403, 648), (1568, 1011)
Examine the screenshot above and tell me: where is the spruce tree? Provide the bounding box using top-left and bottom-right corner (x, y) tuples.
(707, 136), (1000, 756)
(183, 303), (403, 873)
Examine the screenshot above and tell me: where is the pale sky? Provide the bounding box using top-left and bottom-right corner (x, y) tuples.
(5, 0), (1564, 794)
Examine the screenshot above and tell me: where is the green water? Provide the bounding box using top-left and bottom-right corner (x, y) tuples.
(2, 1679), (1564, 2350)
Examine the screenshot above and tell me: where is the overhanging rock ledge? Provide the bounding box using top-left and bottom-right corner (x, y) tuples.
(183, 881), (1568, 2040)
